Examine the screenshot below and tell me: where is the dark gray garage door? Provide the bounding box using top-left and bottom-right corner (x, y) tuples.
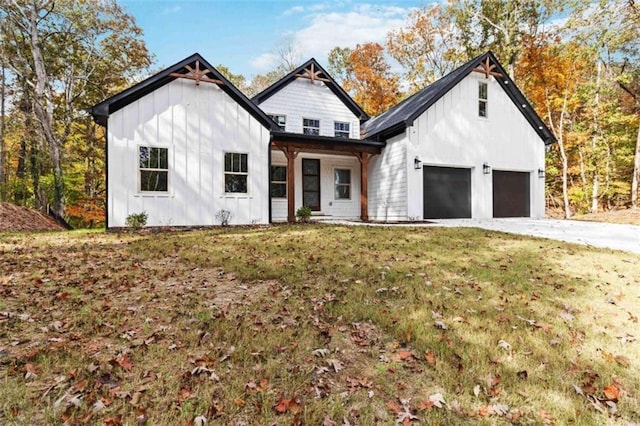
(423, 166), (471, 219)
(493, 171), (530, 217)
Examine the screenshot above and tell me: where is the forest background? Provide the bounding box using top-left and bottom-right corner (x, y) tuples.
(0, 0), (638, 228)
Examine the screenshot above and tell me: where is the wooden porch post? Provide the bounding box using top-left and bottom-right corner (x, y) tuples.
(356, 153), (370, 222)
(281, 147), (298, 223)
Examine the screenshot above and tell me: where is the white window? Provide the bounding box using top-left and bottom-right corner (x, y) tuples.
(334, 121), (350, 138)
(334, 169), (351, 200)
(139, 146), (168, 192)
(268, 114), (286, 131)
(479, 81), (488, 118)
(270, 166), (287, 198)
(224, 152), (248, 193)
(303, 118), (320, 135)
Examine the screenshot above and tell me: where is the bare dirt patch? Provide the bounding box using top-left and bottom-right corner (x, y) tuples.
(572, 208), (640, 225)
(0, 201), (65, 232)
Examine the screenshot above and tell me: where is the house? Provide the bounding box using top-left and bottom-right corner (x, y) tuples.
(89, 51), (555, 228)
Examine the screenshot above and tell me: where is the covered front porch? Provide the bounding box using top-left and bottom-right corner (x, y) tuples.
(270, 132), (384, 223)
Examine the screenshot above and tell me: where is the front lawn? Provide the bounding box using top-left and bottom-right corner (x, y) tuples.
(1, 224), (638, 424)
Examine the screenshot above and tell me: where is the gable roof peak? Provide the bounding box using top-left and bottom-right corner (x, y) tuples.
(89, 53), (280, 131)
(252, 58), (369, 122)
(363, 50), (556, 144)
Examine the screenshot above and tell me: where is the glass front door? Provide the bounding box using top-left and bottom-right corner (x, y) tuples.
(302, 159), (320, 211)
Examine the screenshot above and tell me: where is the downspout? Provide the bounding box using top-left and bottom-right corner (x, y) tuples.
(268, 133), (272, 224)
(104, 118), (109, 230)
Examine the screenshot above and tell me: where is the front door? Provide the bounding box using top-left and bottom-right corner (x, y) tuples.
(302, 159), (321, 211)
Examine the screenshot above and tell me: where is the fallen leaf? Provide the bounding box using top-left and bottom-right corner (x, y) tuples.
(603, 384), (620, 401)
(326, 359), (343, 373)
(323, 415), (337, 426)
(491, 403), (509, 416)
(115, 353), (133, 371)
(233, 397), (246, 407)
(312, 348), (330, 357)
(398, 350), (413, 360)
(614, 355), (630, 368)
(473, 384), (481, 397)
(497, 340), (511, 351)
(386, 400), (402, 414)
(428, 392), (447, 409)
(424, 350), (436, 367)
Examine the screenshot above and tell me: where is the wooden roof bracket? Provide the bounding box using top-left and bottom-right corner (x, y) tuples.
(169, 60), (224, 86)
(471, 57), (503, 79)
(295, 63), (331, 83)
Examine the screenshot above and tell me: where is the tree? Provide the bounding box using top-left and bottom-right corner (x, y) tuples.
(216, 65), (248, 93)
(446, 0), (564, 79)
(518, 34), (591, 217)
(328, 43), (400, 116)
(387, 4), (461, 93)
(0, 0), (151, 220)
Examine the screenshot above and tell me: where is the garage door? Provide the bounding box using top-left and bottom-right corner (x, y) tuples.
(423, 166), (471, 219)
(493, 171), (530, 217)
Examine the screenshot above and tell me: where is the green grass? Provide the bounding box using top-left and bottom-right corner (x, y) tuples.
(1, 224), (639, 424)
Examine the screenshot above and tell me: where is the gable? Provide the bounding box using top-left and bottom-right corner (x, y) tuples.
(252, 59), (369, 122)
(89, 53), (279, 131)
(363, 51), (556, 145)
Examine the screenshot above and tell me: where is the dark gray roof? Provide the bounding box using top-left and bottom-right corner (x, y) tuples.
(252, 58), (369, 122)
(363, 51), (556, 145)
(89, 53), (280, 131)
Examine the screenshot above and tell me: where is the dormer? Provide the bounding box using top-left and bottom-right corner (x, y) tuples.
(252, 59), (369, 139)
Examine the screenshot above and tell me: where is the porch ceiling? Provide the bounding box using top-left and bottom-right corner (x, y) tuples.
(271, 131), (385, 155)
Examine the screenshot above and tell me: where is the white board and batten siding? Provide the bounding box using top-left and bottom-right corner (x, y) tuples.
(407, 72), (545, 219)
(257, 79), (360, 138)
(271, 151), (361, 221)
(107, 78), (271, 227)
(367, 133), (408, 221)
(258, 77), (363, 220)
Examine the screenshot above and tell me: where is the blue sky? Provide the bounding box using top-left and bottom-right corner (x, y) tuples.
(120, 0), (430, 79)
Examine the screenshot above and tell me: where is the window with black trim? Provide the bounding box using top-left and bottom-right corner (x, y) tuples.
(270, 165), (287, 198)
(139, 146), (168, 192)
(268, 114), (286, 131)
(334, 169), (351, 200)
(334, 121), (350, 138)
(303, 118), (320, 135)
(479, 81), (488, 118)
(224, 152), (248, 193)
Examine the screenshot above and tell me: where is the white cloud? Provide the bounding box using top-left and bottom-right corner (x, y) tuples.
(251, 2), (413, 72)
(250, 53), (280, 72)
(283, 5), (304, 16)
(293, 4), (410, 60)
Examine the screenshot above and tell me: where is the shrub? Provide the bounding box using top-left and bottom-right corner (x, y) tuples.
(296, 206), (312, 223)
(215, 209), (233, 226)
(125, 211), (148, 230)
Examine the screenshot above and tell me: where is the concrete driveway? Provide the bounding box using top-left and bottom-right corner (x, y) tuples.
(432, 218), (640, 254)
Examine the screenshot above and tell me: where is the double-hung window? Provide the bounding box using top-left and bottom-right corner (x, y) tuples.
(334, 121), (350, 138)
(334, 169), (351, 200)
(270, 166), (287, 198)
(224, 152), (248, 193)
(303, 118), (320, 135)
(478, 81), (488, 118)
(268, 114), (286, 131)
(139, 146), (168, 192)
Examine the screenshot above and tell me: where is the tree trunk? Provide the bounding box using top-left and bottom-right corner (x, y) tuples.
(26, 2), (65, 217)
(0, 64), (5, 201)
(546, 88), (571, 218)
(590, 60), (602, 213)
(632, 121), (640, 208)
(15, 138), (27, 205)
